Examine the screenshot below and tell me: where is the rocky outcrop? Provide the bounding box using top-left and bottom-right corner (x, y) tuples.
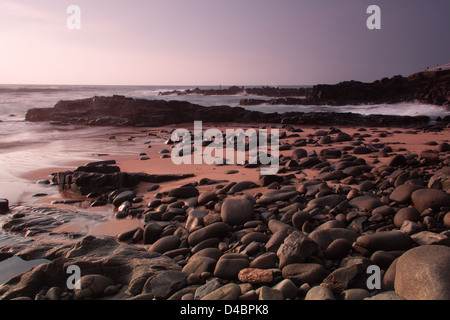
(159, 86), (311, 97)
(306, 70), (450, 106)
(25, 95), (433, 127)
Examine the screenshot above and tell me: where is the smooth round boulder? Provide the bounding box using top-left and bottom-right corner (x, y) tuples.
(187, 222), (229, 246)
(395, 245), (450, 300)
(197, 192), (217, 205)
(113, 191), (136, 207)
(356, 231), (411, 252)
(349, 195), (383, 212)
(390, 184), (421, 204)
(411, 189), (450, 213)
(168, 187), (199, 199)
(220, 198), (254, 226)
(325, 238), (352, 260)
(148, 235), (180, 254)
(393, 207), (420, 228)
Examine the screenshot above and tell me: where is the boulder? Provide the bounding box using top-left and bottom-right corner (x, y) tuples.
(277, 231), (320, 268)
(220, 198), (254, 226)
(390, 184), (421, 204)
(148, 270), (189, 300)
(411, 189), (450, 213)
(356, 231), (412, 252)
(349, 195), (383, 211)
(395, 245), (450, 300)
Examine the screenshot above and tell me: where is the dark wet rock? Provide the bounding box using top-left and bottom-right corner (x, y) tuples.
(307, 195), (345, 210)
(0, 199), (9, 214)
(113, 190), (136, 207)
(308, 228), (358, 251)
(187, 222), (229, 246)
(148, 235), (180, 254)
(147, 270), (188, 300)
(214, 253), (249, 280)
(325, 239), (352, 260)
(291, 149), (308, 160)
(228, 181), (258, 193)
(411, 189), (450, 213)
(317, 170), (347, 181)
(349, 195), (383, 212)
(372, 205), (395, 217)
(371, 250), (397, 270)
(197, 192), (217, 205)
(394, 245), (450, 300)
(54, 170), (194, 196)
(393, 207), (421, 227)
(168, 187), (199, 199)
(281, 263), (326, 286)
(356, 231), (412, 252)
(388, 154), (407, 167)
(220, 198), (254, 226)
(249, 252), (279, 269)
(277, 231), (320, 268)
(390, 184), (421, 204)
(353, 146), (372, 155)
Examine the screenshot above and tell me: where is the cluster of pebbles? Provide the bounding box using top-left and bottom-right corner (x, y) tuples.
(1, 124), (450, 300)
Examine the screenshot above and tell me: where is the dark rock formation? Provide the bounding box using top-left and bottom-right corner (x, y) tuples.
(306, 70), (450, 106)
(25, 95), (432, 128)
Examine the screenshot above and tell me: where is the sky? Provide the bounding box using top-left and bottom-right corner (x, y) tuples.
(0, 0), (449, 86)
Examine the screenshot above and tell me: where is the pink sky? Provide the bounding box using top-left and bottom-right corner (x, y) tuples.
(0, 0), (449, 85)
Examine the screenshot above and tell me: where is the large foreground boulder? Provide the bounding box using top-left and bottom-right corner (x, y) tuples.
(394, 245), (450, 300)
